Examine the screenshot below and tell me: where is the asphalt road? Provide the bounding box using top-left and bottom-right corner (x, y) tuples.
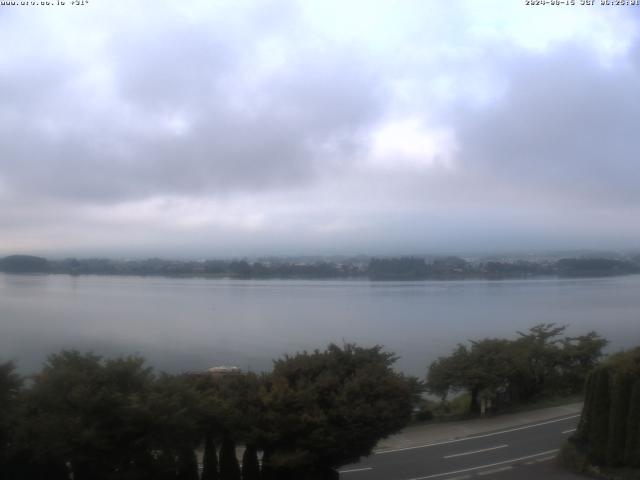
(339, 414), (584, 480)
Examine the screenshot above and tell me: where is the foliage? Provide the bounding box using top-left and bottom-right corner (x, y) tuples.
(606, 372), (634, 466)
(241, 444), (261, 480)
(7, 351), (210, 479)
(2, 342), (415, 478)
(368, 257), (430, 279)
(572, 347), (640, 469)
(556, 258), (639, 277)
(176, 448), (199, 480)
(201, 435), (219, 480)
(625, 381), (640, 468)
(219, 435), (241, 480)
(260, 343), (413, 472)
(0, 361), (22, 476)
(426, 324), (608, 413)
(0, 255), (49, 273)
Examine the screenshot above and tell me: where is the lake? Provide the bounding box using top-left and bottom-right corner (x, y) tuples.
(1, 273), (639, 376)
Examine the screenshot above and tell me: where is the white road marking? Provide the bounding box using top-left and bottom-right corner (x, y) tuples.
(443, 444), (508, 459)
(562, 428), (577, 434)
(375, 415), (579, 455)
(403, 449), (559, 480)
(477, 466), (513, 476)
(339, 467), (373, 474)
(534, 455), (556, 463)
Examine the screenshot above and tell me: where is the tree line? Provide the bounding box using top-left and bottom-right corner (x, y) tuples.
(2, 254), (639, 280)
(0, 344), (417, 480)
(425, 324), (608, 415)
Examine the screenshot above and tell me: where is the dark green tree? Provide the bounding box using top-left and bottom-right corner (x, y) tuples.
(260, 343), (413, 477)
(202, 434), (219, 480)
(426, 350), (465, 404)
(567, 347), (640, 470)
(560, 332), (608, 394)
(510, 323), (566, 402)
(260, 449), (277, 480)
(241, 444), (261, 480)
(0, 362), (22, 477)
(219, 434), (241, 480)
(427, 324), (607, 414)
(625, 380), (640, 467)
(18, 351), (154, 479)
(606, 372), (634, 466)
(177, 448), (199, 480)
(586, 367), (611, 464)
(427, 340), (515, 413)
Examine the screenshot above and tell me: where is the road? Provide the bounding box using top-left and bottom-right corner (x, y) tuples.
(339, 414), (584, 480)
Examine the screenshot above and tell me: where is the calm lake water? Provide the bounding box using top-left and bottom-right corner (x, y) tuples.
(1, 273), (639, 376)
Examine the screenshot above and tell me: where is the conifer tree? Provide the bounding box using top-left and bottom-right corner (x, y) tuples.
(241, 444), (261, 480)
(606, 373), (633, 466)
(219, 435), (241, 480)
(575, 370), (595, 441)
(202, 434), (219, 480)
(177, 448), (199, 480)
(587, 367), (611, 464)
(624, 380), (640, 467)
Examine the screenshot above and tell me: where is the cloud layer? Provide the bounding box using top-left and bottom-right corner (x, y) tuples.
(1, 1), (639, 256)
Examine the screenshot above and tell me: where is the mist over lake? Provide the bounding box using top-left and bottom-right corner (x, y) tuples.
(2, 273), (639, 376)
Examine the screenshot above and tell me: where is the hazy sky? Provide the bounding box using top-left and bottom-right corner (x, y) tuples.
(1, 1), (639, 257)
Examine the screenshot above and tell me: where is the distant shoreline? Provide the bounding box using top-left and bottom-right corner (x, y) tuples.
(0, 256), (640, 282)
(1, 253), (639, 281)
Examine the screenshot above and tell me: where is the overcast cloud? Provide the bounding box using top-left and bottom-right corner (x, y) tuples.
(0, 0), (639, 257)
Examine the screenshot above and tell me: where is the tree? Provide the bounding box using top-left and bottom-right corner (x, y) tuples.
(219, 434), (241, 480)
(625, 380), (640, 467)
(18, 351), (159, 479)
(427, 339), (515, 414)
(242, 444), (261, 480)
(260, 344), (413, 477)
(177, 448), (199, 480)
(201, 434), (219, 480)
(368, 257), (429, 279)
(188, 370), (263, 480)
(0, 362), (22, 476)
(570, 347), (640, 469)
(466, 339), (515, 413)
(509, 323), (567, 402)
(560, 332), (608, 394)
(0, 255), (49, 273)
(426, 350), (466, 404)
(145, 372), (213, 477)
(586, 367), (611, 464)
(427, 324), (608, 414)
(606, 372), (634, 466)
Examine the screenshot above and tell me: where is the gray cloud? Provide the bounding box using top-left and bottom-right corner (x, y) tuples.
(454, 46), (640, 209)
(0, 1), (382, 204)
(0, 1), (639, 255)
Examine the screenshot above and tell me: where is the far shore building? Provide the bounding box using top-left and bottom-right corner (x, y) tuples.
(207, 365), (242, 378)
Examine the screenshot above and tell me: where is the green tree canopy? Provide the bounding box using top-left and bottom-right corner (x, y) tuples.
(260, 343), (414, 474)
(427, 324), (608, 413)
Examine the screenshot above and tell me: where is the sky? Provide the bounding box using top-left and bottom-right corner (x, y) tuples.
(1, 0), (640, 258)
